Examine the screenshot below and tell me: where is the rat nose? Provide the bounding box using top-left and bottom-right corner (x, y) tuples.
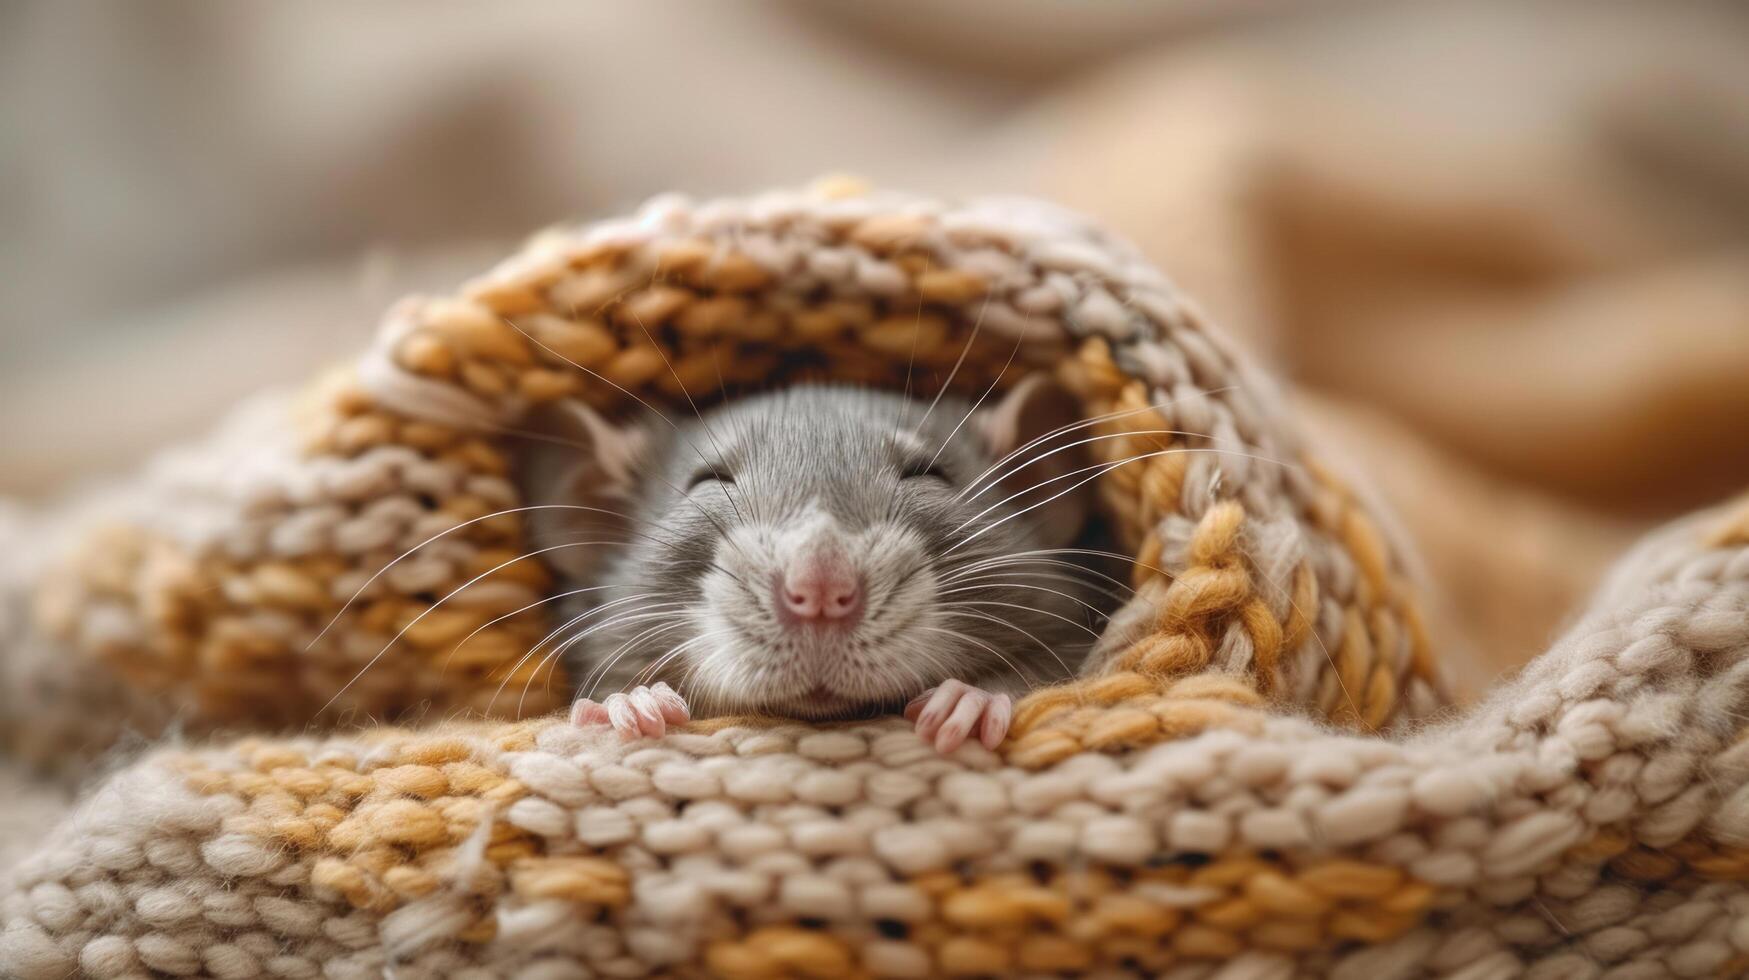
(778, 557), (863, 623)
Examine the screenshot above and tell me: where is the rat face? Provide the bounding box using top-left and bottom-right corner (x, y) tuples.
(519, 379), (1097, 720)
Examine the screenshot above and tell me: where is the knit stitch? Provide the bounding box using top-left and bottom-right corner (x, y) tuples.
(2, 184), (1745, 978)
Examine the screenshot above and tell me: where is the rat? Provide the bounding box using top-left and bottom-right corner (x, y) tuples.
(514, 376), (1104, 753)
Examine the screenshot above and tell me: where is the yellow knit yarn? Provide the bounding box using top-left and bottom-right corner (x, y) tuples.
(3, 186), (1745, 979)
(11, 183), (1442, 771)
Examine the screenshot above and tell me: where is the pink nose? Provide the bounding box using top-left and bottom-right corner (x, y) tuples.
(778, 559), (863, 623)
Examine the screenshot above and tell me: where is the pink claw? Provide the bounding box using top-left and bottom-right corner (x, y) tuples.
(905, 680), (1012, 753)
(570, 683), (689, 740)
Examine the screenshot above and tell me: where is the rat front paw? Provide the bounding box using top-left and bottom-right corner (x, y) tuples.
(905, 679), (1013, 753)
(570, 682), (690, 741)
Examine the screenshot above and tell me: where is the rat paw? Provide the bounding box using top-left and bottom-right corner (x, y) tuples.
(905, 680), (1013, 753)
(570, 682), (689, 741)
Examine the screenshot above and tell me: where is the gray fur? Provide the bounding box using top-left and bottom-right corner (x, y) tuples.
(519, 383), (1101, 720)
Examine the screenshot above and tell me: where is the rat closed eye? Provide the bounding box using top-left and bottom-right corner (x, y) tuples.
(515, 377), (1111, 752)
(686, 465), (734, 490)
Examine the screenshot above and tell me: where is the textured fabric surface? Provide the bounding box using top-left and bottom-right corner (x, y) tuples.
(1, 496), (1746, 978)
(0, 182), (1446, 774)
(1, 186), (1745, 978)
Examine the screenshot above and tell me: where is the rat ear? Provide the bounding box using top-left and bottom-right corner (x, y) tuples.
(513, 400), (648, 581)
(971, 374), (1090, 549)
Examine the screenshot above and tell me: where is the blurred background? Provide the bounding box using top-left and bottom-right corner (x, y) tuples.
(3, 0), (1747, 682)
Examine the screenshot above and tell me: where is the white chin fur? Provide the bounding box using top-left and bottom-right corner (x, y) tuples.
(682, 519), (958, 718)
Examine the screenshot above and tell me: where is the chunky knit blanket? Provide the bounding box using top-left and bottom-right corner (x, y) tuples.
(2, 184), (1746, 979)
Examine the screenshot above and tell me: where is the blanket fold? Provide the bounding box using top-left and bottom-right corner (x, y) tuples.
(2, 185), (1744, 978)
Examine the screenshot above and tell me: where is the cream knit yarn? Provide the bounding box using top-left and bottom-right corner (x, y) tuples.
(1, 184), (1745, 978)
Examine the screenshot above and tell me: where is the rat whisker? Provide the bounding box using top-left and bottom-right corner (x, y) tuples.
(946, 545), (1170, 582)
(499, 607), (685, 715)
(952, 387), (1240, 502)
(549, 595), (685, 661)
(630, 627), (729, 691)
(517, 593), (680, 668)
(944, 545), (1143, 570)
(956, 428), (1292, 507)
(923, 305), (1028, 475)
(439, 583), (647, 676)
(322, 537), (658, 714)
(526, 593), (677, 667)
(941, 597), (1101, 644)
(938, 554), (1133, 596)
(490, 598), (685, 711)
(622, 310), (749, 525)
(708, 348), (766, 525)
(946, 446), (1296, 556)
(939, 548), (1123, 576)
(706, 559), (753, 594)
(905, 291), (994, 450)
(524, 613), (688, 716)
(883, 298), (992, 523)
(938, 582), (1111, 621)
(937, 555), (1133, 597)
(938, 607), (1079, 680)
(914, 624), (1037, 690)
(630, 643), (693, 691)
(876, 294), (1001, 526)
(581, 620), (695, 701)
(525, 379), (1159, 734)
(503, 313), (712, 468)
(944, 567), (1131, 606)
(884, 301), (927, 520)
(308, 503), (686, 653)
(502, 313), (760, 565)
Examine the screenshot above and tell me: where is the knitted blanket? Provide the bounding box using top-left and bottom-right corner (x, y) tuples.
(2, 184), (1746, 978)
